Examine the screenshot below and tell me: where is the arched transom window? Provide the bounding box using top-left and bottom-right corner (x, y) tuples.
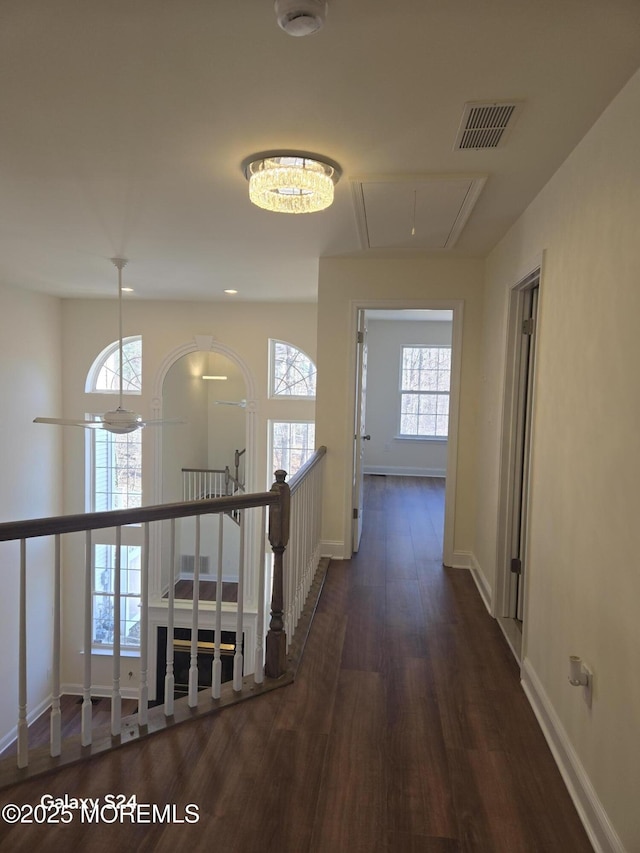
(269, 339), (316, 399)
(86, 335), (142, 395)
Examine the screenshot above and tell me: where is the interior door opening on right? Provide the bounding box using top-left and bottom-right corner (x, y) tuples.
(508, 279), (539, 625)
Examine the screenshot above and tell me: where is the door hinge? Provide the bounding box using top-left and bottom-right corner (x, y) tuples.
(353, 508), (359, 520)
(522, 318), (535, 336)
(357, 330), (364, 344)
(510, 557), (522, 574)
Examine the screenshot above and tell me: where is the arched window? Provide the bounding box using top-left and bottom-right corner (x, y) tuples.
(269, 339), (316, 399)
(85, 335), (143, 651)
(85, 336), (142, 394)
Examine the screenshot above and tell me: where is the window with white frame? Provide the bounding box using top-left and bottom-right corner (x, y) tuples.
(399, 345), (451, 438)
(93, 428), (143, 513)
(269, 339), (316, 399)
(269, 421), (315, 481)
(93, 544), (142, 648)
(85, 336), (142, 394)
(86, 338), (143, 650)
(89, 429), (143, 648)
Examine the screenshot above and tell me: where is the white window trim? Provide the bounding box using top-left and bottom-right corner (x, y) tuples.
(267, 418), (316, 487)
(398, 344), (451, 439)
(91, 543), (142, 653)
(394, 434), (448, 442)
(85, 416), (143, 654)
(85, 334), (142, 395)
(268, 338), (317, 400)
(85, 335), (144, 655)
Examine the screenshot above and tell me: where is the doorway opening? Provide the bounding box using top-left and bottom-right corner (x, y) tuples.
(351, 303), (462, 566)
(496, 268), (541, 660)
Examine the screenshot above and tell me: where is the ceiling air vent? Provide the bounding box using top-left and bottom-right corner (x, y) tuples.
(454, 101), (523, 150)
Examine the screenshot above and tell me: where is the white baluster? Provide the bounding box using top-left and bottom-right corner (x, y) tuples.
(303, 480), (310, 613)
(285, 505), (291, 641)
(188, 515), (201, 707)
(295, 495), (302, 628)
(233, 511), (245, 692)
(50, 534), (62, 757)
(164, 519), (176, 716)
(81, 530), (93, 746)
(138, 523), (149, 727)
(111, 528), (122, 737)
(212, 514), (223, 699)
(254, 506), (266, 684)
(17, 539), (28, 768)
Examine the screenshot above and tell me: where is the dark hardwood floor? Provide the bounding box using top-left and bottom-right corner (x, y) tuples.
(0, 476), (593, 852)
(167, 580), (239, 603)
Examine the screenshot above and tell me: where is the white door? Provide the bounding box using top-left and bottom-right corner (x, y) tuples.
(352, 310), (369, 552)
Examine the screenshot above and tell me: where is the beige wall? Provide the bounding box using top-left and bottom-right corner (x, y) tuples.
(316, 257), (484, 559)
(0, 284), (62, 747)
(476, 68), (640, 851)
(161, 350), (210, 502)
(363, 318), (452, 477)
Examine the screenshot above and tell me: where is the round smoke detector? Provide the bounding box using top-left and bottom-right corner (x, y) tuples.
(275, 0), (328, 37)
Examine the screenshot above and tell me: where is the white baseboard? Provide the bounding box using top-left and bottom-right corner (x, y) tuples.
(469, 552), (493, 613)
(449, 551), (492, 613)
(61, 683), (140, 701)
(320, 540), (347, 560)
(450, 550), (472, 569)
(521, 658), (625, 853)
(363, 465), (446, 478)
(0, 693), (53, 753)
(178, 571), (239, 584)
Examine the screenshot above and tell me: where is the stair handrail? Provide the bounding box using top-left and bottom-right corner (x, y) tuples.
(0, 446), (327, 781)
(0, 490), (277, 542)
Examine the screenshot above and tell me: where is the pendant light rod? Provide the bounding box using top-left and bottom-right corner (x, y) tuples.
(110, 258), (128, 410)
(411, 189), (417, 237)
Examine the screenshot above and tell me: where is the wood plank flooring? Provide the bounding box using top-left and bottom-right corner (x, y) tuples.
(0, 476), (593, 852)
(165, 580), (239, 602)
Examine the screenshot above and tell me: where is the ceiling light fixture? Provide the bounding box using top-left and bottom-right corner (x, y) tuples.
(275, 0), (328, 37)
(224, 289), (238, 294)
(242, 152), (341, 214)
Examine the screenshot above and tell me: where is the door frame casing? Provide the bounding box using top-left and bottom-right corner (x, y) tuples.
(346, 298), (464, 567)
(352, 309), (368, 552)
(495, 255), (544, 661)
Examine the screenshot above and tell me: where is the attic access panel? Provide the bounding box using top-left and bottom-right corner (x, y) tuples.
(350, 174), (487, 250)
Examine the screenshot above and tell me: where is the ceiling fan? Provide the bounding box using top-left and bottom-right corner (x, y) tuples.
(34, 258), (184, 435)
(213, 399), (247, 408)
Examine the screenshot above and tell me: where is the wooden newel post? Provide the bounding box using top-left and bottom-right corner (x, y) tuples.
(265, 469), (290, 678)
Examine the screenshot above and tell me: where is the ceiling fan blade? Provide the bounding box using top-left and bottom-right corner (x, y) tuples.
(138, 418), (187, 427)
(34, 416), (104, 429)
(213, 400), (247, 408)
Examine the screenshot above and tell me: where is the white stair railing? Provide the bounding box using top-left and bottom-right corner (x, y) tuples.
(0, 447), (326, 777)
(182, 467), (230, 500)
(283, 449), (326, 650)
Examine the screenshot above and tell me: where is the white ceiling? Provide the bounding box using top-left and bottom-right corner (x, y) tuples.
(1, 0), (639, 301)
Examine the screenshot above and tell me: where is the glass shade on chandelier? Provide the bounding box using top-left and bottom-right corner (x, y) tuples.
(243, 153), (341, 214)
